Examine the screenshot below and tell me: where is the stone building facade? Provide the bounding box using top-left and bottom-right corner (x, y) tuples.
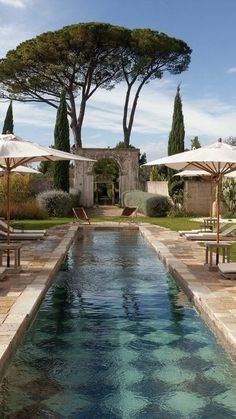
(73, 148), (139, 207)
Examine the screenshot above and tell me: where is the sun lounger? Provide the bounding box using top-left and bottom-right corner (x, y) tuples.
(72, 207), (90, 224)
(119, 207), (138, 223)
(0, 267), (6, 281)
(0, 229), (44, 240)
(179, 228), (212, 236)
(218, 263), (236, 279)
(185, 224), (236, 241)
(0, 220), (46, 235)
(179, 222), (227, 237)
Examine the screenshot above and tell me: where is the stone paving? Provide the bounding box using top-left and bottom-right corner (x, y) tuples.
(1, 220), (236, 378)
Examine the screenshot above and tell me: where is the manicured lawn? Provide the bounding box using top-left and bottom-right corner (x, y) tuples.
(12, 217), (73, 230)
(12, 216), (202, 232)
(229, 242), (236, 262)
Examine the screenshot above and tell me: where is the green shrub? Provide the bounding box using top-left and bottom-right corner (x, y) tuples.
(221, 179), (236, 217)
(122, 190), (172, 217)
(37, 189), (72, 217)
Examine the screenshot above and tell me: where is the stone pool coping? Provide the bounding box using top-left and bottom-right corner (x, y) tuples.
(1, 221), (236, 378)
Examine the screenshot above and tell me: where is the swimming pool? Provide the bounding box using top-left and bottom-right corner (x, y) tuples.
(1, 229), (236, 418)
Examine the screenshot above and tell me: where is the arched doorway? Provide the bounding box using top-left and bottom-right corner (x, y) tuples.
(73, 148), (140, 207)
(93, 158), (119, 205)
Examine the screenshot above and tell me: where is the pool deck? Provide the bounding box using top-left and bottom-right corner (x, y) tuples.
(1, 222), (236, 376)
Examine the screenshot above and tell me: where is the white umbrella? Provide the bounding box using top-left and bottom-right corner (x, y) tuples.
(0, 134), (95, 248)
(0, 165), (40, 174)
(174, 169), (236, 178)
(173, 169), (210, 177)
(144, 139), (236, 243)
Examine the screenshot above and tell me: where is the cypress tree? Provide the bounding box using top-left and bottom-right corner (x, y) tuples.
(167, 85), (185, 198)
(2, 100), (13, 134)
(168, 85), (185, 156)
(54, 90), (70, 192)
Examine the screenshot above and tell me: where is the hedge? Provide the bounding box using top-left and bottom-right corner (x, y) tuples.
(122, 190), (172, 217)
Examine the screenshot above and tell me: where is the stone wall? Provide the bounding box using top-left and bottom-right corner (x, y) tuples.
(184, 180), (213, 215)
(73, 148), (139, 207)
(146, 181), (169, 196)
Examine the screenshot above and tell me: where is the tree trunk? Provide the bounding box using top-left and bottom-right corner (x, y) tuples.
(122, 78), (146, 148)
(123, 84), (132, 148)
(70, 118), (82, 148)
(69, 84), (89, 148)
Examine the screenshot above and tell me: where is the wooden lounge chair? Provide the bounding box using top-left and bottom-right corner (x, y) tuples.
(0, 220), (46, 235)
(185, 224), (236, 241)
(179, 228), (212, 236)
(218, 263), (236, 279)
(179, 222), (227, 237)
(0, 267), (6, 281)
(72, 207), (90, 224)
(0, 229), (44, 240)
(119, 206), (138, 223)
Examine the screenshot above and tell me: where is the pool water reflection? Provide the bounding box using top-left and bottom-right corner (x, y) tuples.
(1, 230), (236, 418)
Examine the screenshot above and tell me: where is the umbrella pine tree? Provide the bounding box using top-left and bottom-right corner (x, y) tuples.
(54, 91), (70, 192)
(167, 85), (185, 198)
(2, 100), (13, 134)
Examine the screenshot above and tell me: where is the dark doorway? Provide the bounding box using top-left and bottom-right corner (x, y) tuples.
(94, 159), (119, 205)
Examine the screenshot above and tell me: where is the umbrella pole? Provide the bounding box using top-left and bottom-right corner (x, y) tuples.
(210, 178), (213, 218)
(6, 169), (10, 267)
(216, 180), (220, 265)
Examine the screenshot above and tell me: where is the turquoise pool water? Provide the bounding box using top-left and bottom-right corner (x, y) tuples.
(1, 230), (236, 418)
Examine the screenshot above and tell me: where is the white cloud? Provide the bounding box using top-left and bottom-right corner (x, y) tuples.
(86, 81), (236, 141)
(0, 24), (33, 57)
(1, 78), (236, 161)
(0, 0), (27, 7)
(226, 67), (236, 74)
(0, 101), (55, 130)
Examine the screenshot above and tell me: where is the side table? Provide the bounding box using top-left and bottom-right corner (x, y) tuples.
(0, 243), (22, 273)
(205, 241), (231, 271)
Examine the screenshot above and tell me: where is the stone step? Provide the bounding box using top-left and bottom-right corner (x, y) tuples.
(88, 206), (122, 217)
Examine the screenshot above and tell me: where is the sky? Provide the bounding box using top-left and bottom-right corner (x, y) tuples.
(0, 0), (236, 160)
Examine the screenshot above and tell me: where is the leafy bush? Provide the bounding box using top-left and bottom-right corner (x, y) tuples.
(121, 190), (172, 217)
(221, 179), (236, 217)
(0, 199), (47, 219)
(37, 189), (72, 217)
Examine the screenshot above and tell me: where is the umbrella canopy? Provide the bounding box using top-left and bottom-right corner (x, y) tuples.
(0, 134), (94, 168)
(0, 134), (95, 248)
(174, 169), (236, 178)
(173, 169), (210, 177)
(144, 139), (236, 243)
(0, 165), (40, 174)
(145, 140), (236, 175)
